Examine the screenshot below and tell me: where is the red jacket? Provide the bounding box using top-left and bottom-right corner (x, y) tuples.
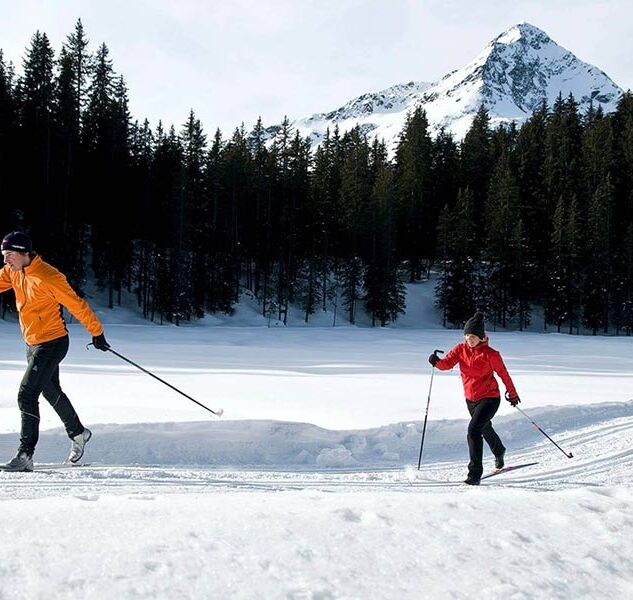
(435, 339), (517, 402)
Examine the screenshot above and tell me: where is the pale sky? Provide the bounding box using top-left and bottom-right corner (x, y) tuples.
(1, 0), (631, 135)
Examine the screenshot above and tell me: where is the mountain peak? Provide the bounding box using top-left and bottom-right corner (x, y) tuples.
(274, 24), (624, 152)
(492, 23), (551, 47)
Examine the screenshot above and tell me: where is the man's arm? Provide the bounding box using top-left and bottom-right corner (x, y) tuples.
(46, 271), (104, 337)
(0, 266), (12, 294)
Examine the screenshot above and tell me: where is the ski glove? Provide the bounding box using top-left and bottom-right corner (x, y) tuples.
(505, 391), (520, 407)
(92, 333), (110, 352)
(428, 352), (440, 367)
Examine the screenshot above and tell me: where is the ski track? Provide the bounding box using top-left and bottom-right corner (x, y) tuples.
(1, 415), (631, 499)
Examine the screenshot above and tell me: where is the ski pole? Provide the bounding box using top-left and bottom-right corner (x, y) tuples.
(88, 344), (224, 417)
(514, 405), (572, 458)
(417, 349), (444, 470)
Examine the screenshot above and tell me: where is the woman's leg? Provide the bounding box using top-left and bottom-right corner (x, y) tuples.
(465, 398), (501, 480)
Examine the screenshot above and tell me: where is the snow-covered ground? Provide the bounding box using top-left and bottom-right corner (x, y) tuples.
(0, 287), (632, 598)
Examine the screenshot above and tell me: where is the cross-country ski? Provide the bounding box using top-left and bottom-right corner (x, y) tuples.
(480, 462), (539, 480)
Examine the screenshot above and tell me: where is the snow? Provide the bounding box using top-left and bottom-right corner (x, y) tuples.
(1, 280), (632, 598)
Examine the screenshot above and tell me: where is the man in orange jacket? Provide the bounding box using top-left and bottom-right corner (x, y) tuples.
(0, 231), (110, 472)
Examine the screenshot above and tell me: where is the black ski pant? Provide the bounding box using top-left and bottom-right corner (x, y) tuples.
(17, 335), (84, 456)
(465, 397), (505, 479)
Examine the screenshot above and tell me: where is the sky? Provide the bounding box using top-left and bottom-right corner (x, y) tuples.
(0, 0), (631, 135)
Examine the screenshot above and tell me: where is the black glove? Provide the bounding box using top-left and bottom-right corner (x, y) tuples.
(505, 391), (520, 407)
(428, 352), (440, 367)
(92, 333), (110, 352)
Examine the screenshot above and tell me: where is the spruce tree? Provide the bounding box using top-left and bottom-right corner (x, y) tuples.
(364, 142), (405, 325)
(583, 175), (613, 333)
(515, 101), (548, 304)
(460, 105), (493, 223)
(338, 126), (370, 323)
(181, 110), (208, 318)
(394, 107), (435, 281)
(0, 51), (17, 229)
(435, 187), (477, 326)
(484, 150), (526, 328)
(15, 31), (56, 247)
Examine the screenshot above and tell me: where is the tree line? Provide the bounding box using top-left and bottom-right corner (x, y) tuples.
(1, 21), (632, 333)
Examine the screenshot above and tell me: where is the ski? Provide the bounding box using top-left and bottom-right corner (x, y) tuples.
(33, 462), (91, 471)
(480, 462), (538, 480)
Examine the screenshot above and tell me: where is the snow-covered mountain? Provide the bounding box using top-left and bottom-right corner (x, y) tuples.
(272, 23), (624, 151)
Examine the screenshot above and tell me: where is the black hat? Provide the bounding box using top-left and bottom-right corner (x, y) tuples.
(1, 231), (32, 253)
(464, 312), (485, 339)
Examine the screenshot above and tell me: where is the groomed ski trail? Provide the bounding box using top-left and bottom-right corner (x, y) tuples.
(1, 414), (632, 499)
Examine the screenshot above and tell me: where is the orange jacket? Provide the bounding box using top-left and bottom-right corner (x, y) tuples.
(0, 255), (103, 345)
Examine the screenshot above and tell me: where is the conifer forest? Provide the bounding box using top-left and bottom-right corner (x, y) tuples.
(1, 22), (633, 333)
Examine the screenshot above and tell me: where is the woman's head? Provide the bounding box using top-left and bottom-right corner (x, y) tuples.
(463, 312), (485, 347)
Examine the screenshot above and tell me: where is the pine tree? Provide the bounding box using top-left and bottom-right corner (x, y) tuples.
(544, 94), (584, 218)
(15, 31), (56, 247)
(338, 127), (370, 323)
(128, 119), (155, 318)
(582, 105), (613, 198)
(83, 42), (118, 299)
(150, 123), (188, 323)
(615, 223), (633, 335)
(460, 105), (493, 223)
(583, 175), (613, 333)
(435, 187), (477, 326)
(515, 101), (548, 305)
(181, 110), (208, 318)
(394, 107), (435, 281)
(484, 150), (526, 328)
(0, 51), (17, 230)
(612, 93), (633, 249)
(546, 193), (582, 333)
(364, 141), (405, 325)
(223, 124), (251, 307)
(247, 117), (271, 301)
(431, 127), (460, 227)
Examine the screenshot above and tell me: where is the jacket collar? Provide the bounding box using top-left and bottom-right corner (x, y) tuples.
(464, 338), (489, 353)
(23, 255), (42, 274)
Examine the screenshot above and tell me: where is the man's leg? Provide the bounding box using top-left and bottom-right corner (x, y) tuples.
(466, 398), (501, 480)
(41, 364), (84, 440)
(17, 337), (70, 456)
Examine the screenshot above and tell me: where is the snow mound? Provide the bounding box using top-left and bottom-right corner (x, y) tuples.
(3, 401), (630, 468)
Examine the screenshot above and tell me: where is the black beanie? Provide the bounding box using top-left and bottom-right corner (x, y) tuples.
(1, 231), (32, 253)
(464, 312), (485, 339)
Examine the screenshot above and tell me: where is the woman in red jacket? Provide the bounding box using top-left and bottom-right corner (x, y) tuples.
(429, 312), (520, 485)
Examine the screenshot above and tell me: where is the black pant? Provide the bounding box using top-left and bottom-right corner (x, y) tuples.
(466, 397), (505, 479)
(17, 335), (84, 456)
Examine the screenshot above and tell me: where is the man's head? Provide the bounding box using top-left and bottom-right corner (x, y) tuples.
(1, 231), (33, 272)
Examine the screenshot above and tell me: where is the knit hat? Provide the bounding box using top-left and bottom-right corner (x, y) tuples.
(1, 231), (33, 253)
(464, 312), (485, 339)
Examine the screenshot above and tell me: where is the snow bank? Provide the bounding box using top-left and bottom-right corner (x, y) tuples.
(2, 402), (630, 468)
